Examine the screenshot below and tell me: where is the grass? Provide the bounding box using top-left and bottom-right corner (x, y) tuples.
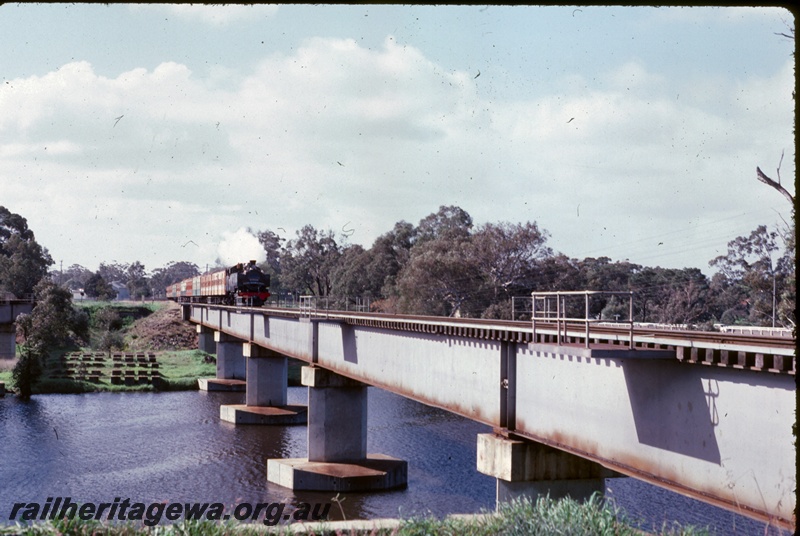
(0, 495), (713, 535)
(75, 300), (166, 315)
(2, 301), (218, 395)
(1, 348), (216, 395)
(150, 349), (217, 391)
(0, 356), (15, 386)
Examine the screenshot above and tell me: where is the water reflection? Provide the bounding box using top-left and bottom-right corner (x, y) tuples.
(0, 388), (784, 533)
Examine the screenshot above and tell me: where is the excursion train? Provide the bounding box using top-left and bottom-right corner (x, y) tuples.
(166, 260), (271, 306)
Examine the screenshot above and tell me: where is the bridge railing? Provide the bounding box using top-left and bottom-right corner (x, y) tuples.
(531, 290), (634, 349)
(299, 295), (318, 318)
(268, 295), (372, 315)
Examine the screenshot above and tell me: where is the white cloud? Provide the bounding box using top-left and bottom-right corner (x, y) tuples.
(0, 35), (793, 272)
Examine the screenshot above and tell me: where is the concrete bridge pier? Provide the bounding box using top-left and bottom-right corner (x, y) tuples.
(196, 324), (216, 354)
(220, 343), (307, 425)
(0, 324), (15, 359)
(267, 366), (407, 491)
(197, 331), (246, 392)
(477, 433), (620, 506)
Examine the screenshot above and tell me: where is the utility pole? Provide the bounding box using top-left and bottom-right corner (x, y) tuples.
(769, 252), (777, 329)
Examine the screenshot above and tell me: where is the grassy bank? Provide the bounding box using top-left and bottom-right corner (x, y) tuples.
(0, 349), (217, 395)
(1, 300), (305, 395)
(1, 301), (218, 395)
(0, 495), (711, 535)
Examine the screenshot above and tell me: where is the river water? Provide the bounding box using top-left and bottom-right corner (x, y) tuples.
(0, 388), (784, 534)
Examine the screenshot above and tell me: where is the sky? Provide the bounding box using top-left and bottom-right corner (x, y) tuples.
(0, 4), (795, 275)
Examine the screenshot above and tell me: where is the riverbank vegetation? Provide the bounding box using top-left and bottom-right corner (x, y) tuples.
(0, 495), (713, 535)
(0, 301), (214, 396)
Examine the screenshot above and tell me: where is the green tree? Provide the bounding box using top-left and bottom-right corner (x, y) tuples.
(0, 206), (53, 298)
(126, 261), (150, 299)
(257, 229), (286, 297)
(149, 261), (200, 296)
(61, 264), (94, 292)
(364, 220), (416, 310)
(709, 225), (786, 326)
(257, 229), (285, 274)
(84, 272), (115, 300)
(470, 221), (552, 304)
(13, 313), (43, 398)
(630, 267), (711, 325)
(280, 225), (341, 296)
(396, 235), (479, 317)
(13, 279), (83, 397)
(329, 244), (371, 308)
(97, 262), (127, 286)
(535, 254), (584, 292)
(415, 205), (473, 244)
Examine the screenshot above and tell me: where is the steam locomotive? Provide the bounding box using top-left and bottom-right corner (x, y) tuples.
(166, 260), (271, 306)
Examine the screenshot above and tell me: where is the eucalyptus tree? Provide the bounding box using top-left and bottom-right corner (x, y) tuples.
(709, 225), (789, 327)
(363, 220), (416, 306)
(14, 278), (86, 397)
(280, 225), (341, 297)
(126, 261), (150, 299)
(149, 261), (200, 293)
(0, 206), (53, 298)
(470, 221), (552, 303)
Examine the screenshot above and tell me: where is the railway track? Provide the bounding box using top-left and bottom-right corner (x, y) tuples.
(240, 305), (795, 374)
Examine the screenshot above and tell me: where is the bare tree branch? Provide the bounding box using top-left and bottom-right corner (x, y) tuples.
(756, 166), (794, 205)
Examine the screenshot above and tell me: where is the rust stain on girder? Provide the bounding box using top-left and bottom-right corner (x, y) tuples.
(511, 428), (795, 532)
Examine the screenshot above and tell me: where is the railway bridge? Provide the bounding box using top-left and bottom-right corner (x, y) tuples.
(0, 299), (34, 359)
(182, 299), (795, 530)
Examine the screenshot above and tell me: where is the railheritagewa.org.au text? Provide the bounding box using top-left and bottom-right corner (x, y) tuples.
(8, 497), (331, 526)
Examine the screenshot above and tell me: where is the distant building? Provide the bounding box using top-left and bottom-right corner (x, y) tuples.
(111, 282), (130, 301)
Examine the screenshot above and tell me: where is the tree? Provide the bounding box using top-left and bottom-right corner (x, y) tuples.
(149, 261), (200, 297)
(126, 261), (150, 299)
(392, 206), (481, 316)
(97, 262), (128, 286)
(61, 264), (94, 292)
(709, 225), (786, 326)
(84, 272), (115, 300)
(396, 235), (479, 317)
(757, 164), (794, 205)
(0, 206), (53, 298)
(364, 220), (416, 307)
(13, 313), (42, 398)
(470, 221), (552, 303)
(535, 254), (584, 292)
(257, 229), (286, 297)
(13, 278), (84, 397)
(415, 205), (473, 244)
(657, 268), (710, 325)
(630, 267), (711, 324)
(329, 244), (371, 308)
(280, 225), (341, 296)
(257, 229), (285, 275)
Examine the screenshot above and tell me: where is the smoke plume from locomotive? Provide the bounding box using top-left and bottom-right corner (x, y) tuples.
(217, 227), (266, 266)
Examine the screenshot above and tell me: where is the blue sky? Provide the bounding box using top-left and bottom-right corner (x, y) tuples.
(0, 4), (794, 273)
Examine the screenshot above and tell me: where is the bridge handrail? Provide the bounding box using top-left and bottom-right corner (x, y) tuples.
(299, 295), (315, 317)
(531, 290), (634, 349)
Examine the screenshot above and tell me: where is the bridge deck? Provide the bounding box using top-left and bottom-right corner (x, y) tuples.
(187, 304), (795, 530)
